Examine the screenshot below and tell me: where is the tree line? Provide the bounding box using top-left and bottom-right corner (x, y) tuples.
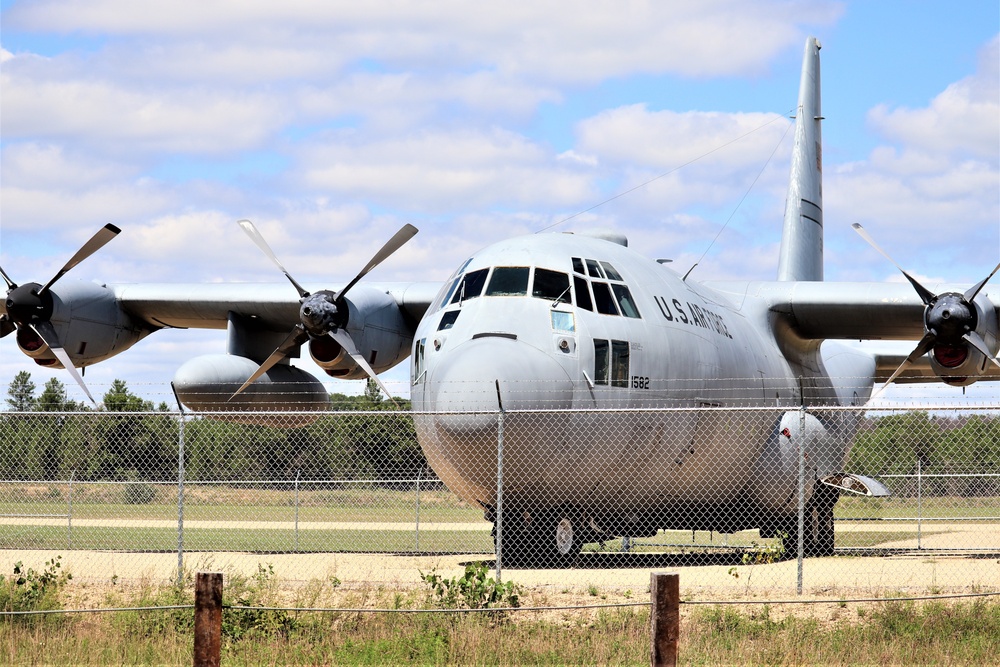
(847, 411), (1000, 496)
(4, 371), (998, 494)
(1, 371), (426, 484)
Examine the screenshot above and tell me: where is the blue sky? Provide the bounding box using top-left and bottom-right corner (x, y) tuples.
(1, 0), (998, 404)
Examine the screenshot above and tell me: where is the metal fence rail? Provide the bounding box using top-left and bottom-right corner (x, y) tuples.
(2, 396), (999, 595)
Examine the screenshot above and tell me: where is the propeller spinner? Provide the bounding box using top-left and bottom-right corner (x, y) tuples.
(853, 223), (1000, 397)
(1, 223), (121, 405)
(230, 220), (418, 403)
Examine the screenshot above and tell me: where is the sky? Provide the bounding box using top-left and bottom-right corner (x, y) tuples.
(1, 0), (998, 406)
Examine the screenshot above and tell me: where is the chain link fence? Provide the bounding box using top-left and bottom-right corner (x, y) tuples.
(2, 382), (998, 596)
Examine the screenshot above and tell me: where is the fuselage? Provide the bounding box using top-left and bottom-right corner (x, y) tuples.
(409, 232), (875, 533)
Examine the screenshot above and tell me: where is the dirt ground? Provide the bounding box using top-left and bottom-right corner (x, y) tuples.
(5, 548), (998, 602)
(3, 518), (998, 601)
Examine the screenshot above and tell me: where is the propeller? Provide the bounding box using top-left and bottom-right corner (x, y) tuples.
(852, 223), (1000, 398)
(2, 223), (121, 405)
(230, 219), (417, 404)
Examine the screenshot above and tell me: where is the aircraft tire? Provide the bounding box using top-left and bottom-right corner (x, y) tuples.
(779, 486), (839, 557)
(550, 511), (583, 568)
(812, 486), (838, 556)
(493, 508), (582, 568)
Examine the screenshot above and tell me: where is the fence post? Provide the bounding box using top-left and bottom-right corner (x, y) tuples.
(177, 409), (186, 587)
(650, 571), (679, 667)
(796, 406), (805, 595)
(294, 469), (301, 552)
(67, 470), (74, 549)
(495, 380), (505, 584)
(414, 466), (423, 552)
(194, 571), (223, 667)
(916, 457), (922, 550)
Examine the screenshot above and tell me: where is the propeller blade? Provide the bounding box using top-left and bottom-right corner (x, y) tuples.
(237, 219), (310, 298)
(964, 331), (1000, 369)
(851, 223), (936, 305)
(329, 328), (398, 407)
(30, 321), (97, 406)
(0, 265), (16, 290)
(963, 261), (1000, 303)
(336, 224), (418, 300)
(229, 325), (311, 400)
(871, 332), (937, 401)
(37, 223), (121, 296)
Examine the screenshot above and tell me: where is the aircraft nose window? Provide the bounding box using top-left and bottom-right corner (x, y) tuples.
(485, 267), (529, 296)
(437, 310), (460, 330)
(585, 259), (605, 278)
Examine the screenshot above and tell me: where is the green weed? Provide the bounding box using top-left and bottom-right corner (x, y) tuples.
(420, 561), (521, 611)
(0, 555), (72, 624)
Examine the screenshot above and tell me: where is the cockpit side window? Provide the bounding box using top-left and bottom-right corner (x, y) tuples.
(594, 339), (609, 385)
(591, 282), (620, 315)
(574, 276), (593, 311)
(611, 340), (630, 387)
(532, 268), (571, 304)
(600, 262), (623, 281)
(572, 257), (586, 275)
(450, 268), (489, 304)
(611, 284), (640, 318)
(585, 259), (605, 278)
(436, 277), (460, 310)
(485, 267), (530, 296)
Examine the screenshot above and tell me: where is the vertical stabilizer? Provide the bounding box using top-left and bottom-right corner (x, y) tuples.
(777, 37), (824, 281)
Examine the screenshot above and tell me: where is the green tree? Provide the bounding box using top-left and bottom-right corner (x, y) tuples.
(6, 371), (36, 411)
(102, 379), (153, 412)
(364, 378), (384, 408)
(38, 378), (75, 412)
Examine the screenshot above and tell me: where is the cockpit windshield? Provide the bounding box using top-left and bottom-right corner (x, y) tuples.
(485, 267), (529, 296)
(532, 268), (571, 304)
(436, 259), (639, 319)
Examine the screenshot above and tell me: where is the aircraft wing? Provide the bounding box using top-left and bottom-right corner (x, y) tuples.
(708, 279), (1000, 384)
(707, 280), (999, 340)
(113, 281), (443, 331)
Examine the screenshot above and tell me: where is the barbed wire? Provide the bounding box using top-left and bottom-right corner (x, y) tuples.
(4, 590), (999, 617)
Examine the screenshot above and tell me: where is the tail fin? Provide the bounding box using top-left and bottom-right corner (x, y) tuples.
(777, 37), (824, 281)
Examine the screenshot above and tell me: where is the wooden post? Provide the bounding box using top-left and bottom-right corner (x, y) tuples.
(194, 571), (223, 667)
(650, 572), (679, 667)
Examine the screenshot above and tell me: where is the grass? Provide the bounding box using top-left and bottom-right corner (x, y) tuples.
(3, 570), (999, 665)
(1, 524), (495, 553)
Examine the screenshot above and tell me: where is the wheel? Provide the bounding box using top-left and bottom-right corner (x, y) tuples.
(780, 485), (838, 557)
(551, 514), (582, 568)
(493, 508), (582, 568)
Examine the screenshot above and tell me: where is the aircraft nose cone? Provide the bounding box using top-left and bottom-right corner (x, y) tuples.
(427, 335), (574, 414)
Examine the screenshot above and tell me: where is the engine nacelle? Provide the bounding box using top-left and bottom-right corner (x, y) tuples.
(14, 281), (147, 368)
(173, 354), (330, 427)
(928, 296), (999, 387)
(308, 284), (413, 380)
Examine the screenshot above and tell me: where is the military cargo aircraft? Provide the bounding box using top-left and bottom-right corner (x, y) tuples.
(3, 37), (998, 566)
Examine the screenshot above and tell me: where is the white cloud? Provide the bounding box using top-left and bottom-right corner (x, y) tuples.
(6, 1), (842, 82)
(296, 128), (595, 210)
(867, 35), (999, 161)
(0, 69), (289, 154)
